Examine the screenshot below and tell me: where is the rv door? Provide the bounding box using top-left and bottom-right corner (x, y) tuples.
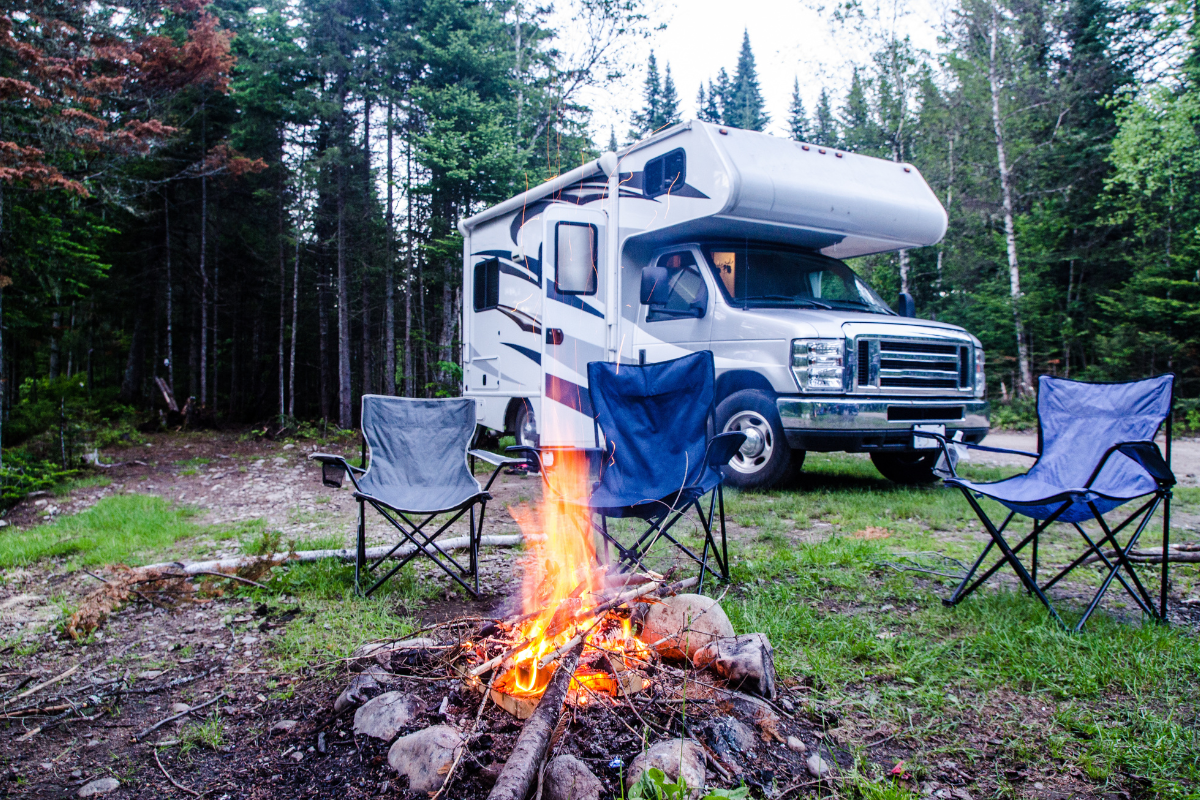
(540, 205), (608, 447)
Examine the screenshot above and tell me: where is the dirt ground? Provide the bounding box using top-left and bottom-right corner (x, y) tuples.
(0, 429), (1193, 799)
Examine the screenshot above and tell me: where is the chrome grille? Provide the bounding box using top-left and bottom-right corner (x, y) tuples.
(856, 336), (974, 395)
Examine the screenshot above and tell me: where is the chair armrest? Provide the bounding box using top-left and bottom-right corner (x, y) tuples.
(1086, 441), (1176, 489)
(960, 442), (1040, 459)
(308, 453), (364, 490)
(468, 449), (526, 468)
(705, 431), (747, 467)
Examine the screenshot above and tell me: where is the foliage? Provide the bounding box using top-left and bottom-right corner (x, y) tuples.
(0, 448), (76, 509)
(626, 768), (749, 800)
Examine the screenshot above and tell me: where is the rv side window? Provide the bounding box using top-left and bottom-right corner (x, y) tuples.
(554, 222), (598, 295)
(473, 258), (500, 311)
(643, 148), (686, 199)
(647, 251), (707, 321)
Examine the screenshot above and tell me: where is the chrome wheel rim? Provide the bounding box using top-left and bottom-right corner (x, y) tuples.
(723, 411), (774, 475)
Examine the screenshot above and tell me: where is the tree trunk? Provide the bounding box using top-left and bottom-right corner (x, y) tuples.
(212, 233), (219, 408)
(49, 311), (60, 380)
(988, 8), (1033, 396)
(384, 97), (396, 396)
(199, 102), (209, 406)
(319, 258), (331, 424)
(120, 314), (144, 402)
(336, 85), (353, 428)
(165, 190), (175, 394)
(289, 191), (302, 420)
(278, 138), (287, 420)
(404, 122), (414, 397)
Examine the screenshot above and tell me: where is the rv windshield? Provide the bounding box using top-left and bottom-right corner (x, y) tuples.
(703, 244), (894, 314)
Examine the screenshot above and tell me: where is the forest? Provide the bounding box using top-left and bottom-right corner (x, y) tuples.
(1, 0), (1198, 479)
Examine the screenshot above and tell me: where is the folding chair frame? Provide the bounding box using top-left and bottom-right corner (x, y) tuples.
(311, 446), (519, 599)
(922, 414), (1176, 632)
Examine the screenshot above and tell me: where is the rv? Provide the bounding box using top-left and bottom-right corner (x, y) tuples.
(457, 121), (988, 489)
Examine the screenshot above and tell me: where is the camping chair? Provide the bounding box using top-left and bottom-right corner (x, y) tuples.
(510, 351), (746, 591)
(923, 374), (1175, 631)
(310, 396), (522, 598)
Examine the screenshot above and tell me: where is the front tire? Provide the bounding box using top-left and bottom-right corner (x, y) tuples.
(716, 390), (792, 490)
(870, 451), (939, 484)
(514, 400), (539, 448)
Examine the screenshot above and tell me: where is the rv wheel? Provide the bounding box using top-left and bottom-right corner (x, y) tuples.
(716, 390), (792, 490)
(870, 451), (939, 484)
(514, 400), (539, 448)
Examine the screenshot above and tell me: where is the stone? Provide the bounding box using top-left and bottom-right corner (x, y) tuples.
(786, 736), (806, 754)
(638, 594), (734, 661)
(703, 717), (757, 766)
(77, 777), (120, 797)
(387, 725), (463, 794)
(626, 739), (706, 797)
(543, 754), (604, 800)
(806, 753), (832, 778)
(350, 637), (437, 671)
(334, 665), (391, 713)
(353, 691), (425, 741)
(137, 670), (164, 680)
(270, 719), (298, 735)
(693, 633), (777, 699)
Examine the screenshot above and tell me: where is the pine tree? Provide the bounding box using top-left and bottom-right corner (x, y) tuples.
(629, 51), (663, 139)
(839, 67), (882, 154)
(608, 126), (619, 153)
(813, 87), (837, 146)
(787, 77), (808, 141)
(661, 64), (681, 127)
(714, 69), (732, 124)
(701, 80), (721, 122)
(727, 31), (768, 131)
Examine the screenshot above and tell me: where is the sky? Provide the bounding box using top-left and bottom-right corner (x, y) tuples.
(569, 0), (948, 145)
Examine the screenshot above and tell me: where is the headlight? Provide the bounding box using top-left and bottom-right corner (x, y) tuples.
(974, 347), (986, 399)
(792, 339), (845, 392)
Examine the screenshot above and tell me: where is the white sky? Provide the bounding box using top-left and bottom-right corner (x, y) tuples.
(571, 0), (948, 144)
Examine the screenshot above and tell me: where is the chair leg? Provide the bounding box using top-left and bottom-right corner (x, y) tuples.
(472, 501), (484, 596)
(1031, 524), (1039, 592)
(718, 484), (729, 581)
(1162, 490), (1172, 621)
(355, 499), (366, 596)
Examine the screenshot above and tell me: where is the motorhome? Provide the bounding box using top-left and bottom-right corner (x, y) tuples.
(457, 120), (989, 489)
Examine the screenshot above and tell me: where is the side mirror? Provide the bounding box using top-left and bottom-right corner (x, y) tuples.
(640, 266), (671, 305)
(897, 291), (916, 318)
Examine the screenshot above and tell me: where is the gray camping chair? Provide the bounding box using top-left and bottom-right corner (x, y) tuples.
(310, 396), (522, 597)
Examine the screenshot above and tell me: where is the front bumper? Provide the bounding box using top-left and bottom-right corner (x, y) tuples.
(776, 396), (990, 453)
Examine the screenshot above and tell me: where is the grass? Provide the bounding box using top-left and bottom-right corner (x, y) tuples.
(0, 494), (203, 568)
(51, 475), (112, 497)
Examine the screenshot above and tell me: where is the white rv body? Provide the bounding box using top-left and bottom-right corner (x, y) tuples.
(458, 121), (987, 479)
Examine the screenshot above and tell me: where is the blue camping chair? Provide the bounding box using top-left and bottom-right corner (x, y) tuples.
(310, 396), (522, 598)
(925, 374), (1176, 631)
(511, 351), (746, 590)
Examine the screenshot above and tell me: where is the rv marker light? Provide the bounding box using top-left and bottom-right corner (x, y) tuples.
(719, 128), (729, 135)
(818, 148), (826, 154)
(801, 145), (810, 150)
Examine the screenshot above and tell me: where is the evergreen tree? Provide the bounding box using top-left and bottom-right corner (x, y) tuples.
(839, 67), (880, 153)
(727, 31), (768, 130)
(813, 87), (837, 146)
(629, 51), (662, 138)
(661, 64), (681, 127)
(700, 80), (722, 122)
(608, 126), (619, 153)
(714, 69), (732, 124)
(787, 77), (808, 140)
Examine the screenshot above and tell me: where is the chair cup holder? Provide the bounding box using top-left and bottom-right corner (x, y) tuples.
(322, 462), (346, 488)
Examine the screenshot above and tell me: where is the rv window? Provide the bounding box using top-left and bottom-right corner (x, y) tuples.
(647, 251), (707, 321)
(554, 222), (598, 295)
(473, 258), (500, 311)
(643, 148), (686, 199)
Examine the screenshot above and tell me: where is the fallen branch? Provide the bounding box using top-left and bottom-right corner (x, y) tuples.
(1, 663), (79, 709)
(487, 643), (583, 800)
(134, 692), (225, 742)
(141, 534), (526, 574)
(1080, 546), (1200, 566)
(155, 747), (204, 797)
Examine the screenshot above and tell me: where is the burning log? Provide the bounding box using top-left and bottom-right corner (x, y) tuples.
(486, 642), (584, 800)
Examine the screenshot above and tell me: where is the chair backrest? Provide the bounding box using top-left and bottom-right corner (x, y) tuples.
(586, 351), (715, 505)
(359, 395), (479, 493)
(1033, 374), (1173, 494)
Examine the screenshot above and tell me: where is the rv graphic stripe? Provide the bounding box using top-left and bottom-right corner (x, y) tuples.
(472, 250), (540, 287)
(496, 306), (541, 334)
(545, 282), (605, 319)
(545, 373), (594, 418)
(502, 341), (541, 365)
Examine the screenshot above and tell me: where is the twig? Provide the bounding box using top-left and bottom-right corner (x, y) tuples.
(155, 747), (204, 797)
(82, 570), (171, 609)
(1, 663), (79, 708)
(173, 570), (268, 590)
(134, 692), (225, 742)
(431, 672), (497, 800)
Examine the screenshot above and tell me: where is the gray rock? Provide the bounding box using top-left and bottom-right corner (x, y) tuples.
(387, 725), (463, 793)
(544, 754), (603, 800)
(351, 637), (437, 671)
(693, 633), (777, 700)
(704, 717), (757, 765)
(334, 665), (391, 713)
(353, 691), (425, 741)
(806, 753), (832, 778)
(77, 777), (119, 797)
(626, 739), (706, 797)
(786, 736), (806, 754)
(270, 719), (298, 735)
(638, 594), (734, 661)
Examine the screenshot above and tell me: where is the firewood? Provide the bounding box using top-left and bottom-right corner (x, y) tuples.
(1078, 547), (1200, 566)
(486, 643), (583, 800)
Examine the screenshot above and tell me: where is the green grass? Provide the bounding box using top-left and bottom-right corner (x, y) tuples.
(0, 494), (202, 567)
(51, 475), (112, 497)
